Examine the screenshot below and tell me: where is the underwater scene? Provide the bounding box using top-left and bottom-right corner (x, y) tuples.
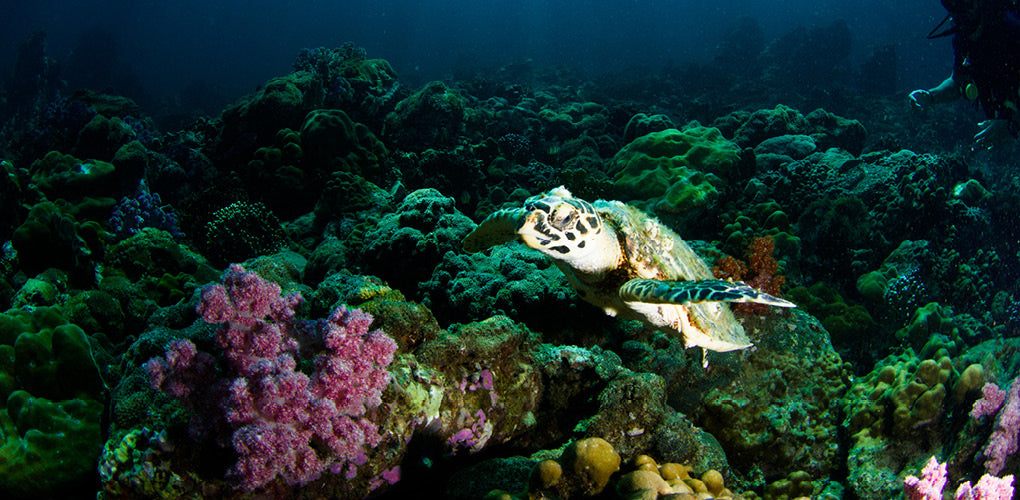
(1, 0), (1020, 499)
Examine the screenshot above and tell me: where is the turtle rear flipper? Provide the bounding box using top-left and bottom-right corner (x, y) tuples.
(463, 208), (526, 253)
(620, 278), (796, 308)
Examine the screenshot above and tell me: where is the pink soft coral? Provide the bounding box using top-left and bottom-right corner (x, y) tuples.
(904, 456), (1015, 500)
(147, 264), (396, 491)
(904, 456), (949, 500)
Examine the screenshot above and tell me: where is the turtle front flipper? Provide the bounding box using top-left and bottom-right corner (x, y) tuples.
(463, 208), (527, 253)
(620, 279), (796, 308)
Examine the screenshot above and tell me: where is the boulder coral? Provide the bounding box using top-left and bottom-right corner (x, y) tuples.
(609, 125), (739, 218)
(0, 305), (107, 498)
(384, 81), (467, 150)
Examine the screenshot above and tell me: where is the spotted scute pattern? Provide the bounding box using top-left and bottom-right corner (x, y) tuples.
(620, 279), (796, 308)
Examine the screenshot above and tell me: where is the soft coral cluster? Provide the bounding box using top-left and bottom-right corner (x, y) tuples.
(971, 379), (1020, 475)
(146, 264), (397, 491)
(904, 456), (1014, 500)
(713, 235), (786, 314)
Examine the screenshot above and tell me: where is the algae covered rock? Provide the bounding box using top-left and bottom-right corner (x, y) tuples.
(697, 310), (850, 481)
(732, 104), (866, 154)
(384, 81), (467, 150)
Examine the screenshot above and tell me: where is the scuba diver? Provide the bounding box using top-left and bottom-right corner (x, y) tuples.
(909, 0), (1020, 146)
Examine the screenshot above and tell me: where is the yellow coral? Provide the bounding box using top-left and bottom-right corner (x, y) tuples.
(563, 437), (621, 496)
(955, 363), (985, 401)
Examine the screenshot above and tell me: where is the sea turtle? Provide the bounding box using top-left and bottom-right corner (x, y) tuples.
(463, 186), (794, 361)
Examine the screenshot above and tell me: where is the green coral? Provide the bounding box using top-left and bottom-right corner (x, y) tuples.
(421, 244), (573, 326)
(894, 302), (987, 351)
(65, 289), (128, 343)
(359, 188), (475, 295)
(716, 199), (801, 265)
(105, 227), (215, 282)
(100, 228), (215, 332)
(73, 113), (137, 161)
(840, 350), (960, 498)
(2, 306), (106, 401)
(11, 275), (61, 307)
(245, 128), (308, 218)
(30, 151), (120, 201)
(609, 125), (738, 216)
(314, 170), (390, 224)
(301, 108), (387, 176)
(623, 113), (676, 144)
(786, 282), (876, 348)
(855, 240), (932, 322)
(12, 200), (105, 286)
(0, 159), (22, 241)
(217, 71), (320, 154)
(0, 306), (106, 498)
(0, 391), (103, 498)
(202, 201), (287, 266)
(538, 101), (609, 139)
(384, 81), (466, 150)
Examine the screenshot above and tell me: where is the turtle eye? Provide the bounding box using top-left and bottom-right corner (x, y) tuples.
(549, 205), (577, 230)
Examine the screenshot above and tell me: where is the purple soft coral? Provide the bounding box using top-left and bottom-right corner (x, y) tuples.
(905, 456), (949, 500)
(974, 379), (1020, 475)
(147, 264), (397, 491)
(904, 456), (1015, 500)
(972, 383), (1008, 420)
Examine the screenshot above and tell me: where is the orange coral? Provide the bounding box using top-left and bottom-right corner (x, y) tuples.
(713, 236), (786, 314)
(711, 255), (747, 281)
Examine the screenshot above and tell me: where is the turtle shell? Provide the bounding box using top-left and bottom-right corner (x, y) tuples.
(595, 200), (752, 351)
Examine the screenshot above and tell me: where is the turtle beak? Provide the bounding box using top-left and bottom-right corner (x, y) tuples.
(517, 212), (551, 249)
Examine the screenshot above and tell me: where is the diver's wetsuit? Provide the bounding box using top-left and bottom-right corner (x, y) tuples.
(952, 4), (1020, 132)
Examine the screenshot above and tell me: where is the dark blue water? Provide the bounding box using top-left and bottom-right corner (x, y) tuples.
(2, 0), (951, 111)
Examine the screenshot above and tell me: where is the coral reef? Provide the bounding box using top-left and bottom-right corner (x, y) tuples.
(0, 37), (1017, 500)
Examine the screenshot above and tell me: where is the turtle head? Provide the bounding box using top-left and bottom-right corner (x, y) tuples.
(517, 187), (620, 273)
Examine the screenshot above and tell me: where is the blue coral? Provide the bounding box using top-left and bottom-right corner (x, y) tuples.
(107, 183), (183, 241)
